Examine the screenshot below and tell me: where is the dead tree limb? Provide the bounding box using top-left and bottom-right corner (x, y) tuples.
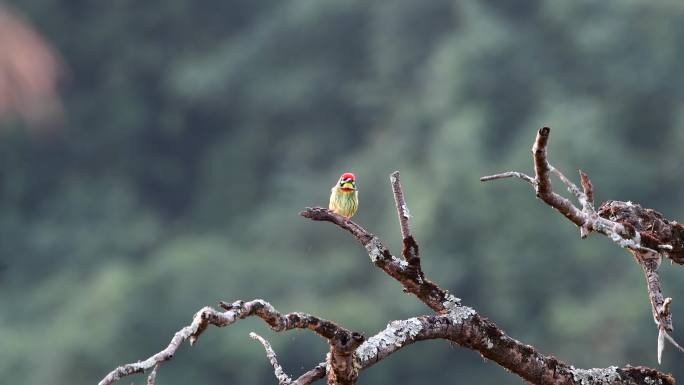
(145, 364), (159, 385)
(250, 332), (323, 385)
(98, 299), (362, 385)
(481, 127), (684, 363)
(390, 171), (411, 240)
(101, 167), (676, 385)
(300, 204), (674, 385)
(355, 313), (673, 385)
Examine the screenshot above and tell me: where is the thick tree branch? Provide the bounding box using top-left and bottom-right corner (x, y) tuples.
(98, 299), (362, 385)
(481, 127), (684, 362)
(324, 328), (365, 385)
(354, 313), (674, 385)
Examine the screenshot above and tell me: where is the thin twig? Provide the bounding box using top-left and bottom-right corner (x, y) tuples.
(250, 332), (293, 385)
(549, 166), (584, 203)
(146, 364), (159, 385)
(664, 332), (684, 353)
(480, 171), (535, 184)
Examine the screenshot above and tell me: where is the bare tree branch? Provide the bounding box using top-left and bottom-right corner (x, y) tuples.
(293, 363), (327, 385)
(146, 364), (159, 385)
(301, 207), (449, 313)
(390, 171), (411, 240)
(354, 313), (674, 385)
(300, 205), (675, 385)
(250, 332), (293, 385)
(633, 252), (684, 362)
(98, 299), (362, 385)
(480, 171), (535, 184)
(482, 127), (684, 362)
(102, 145), (679, 385)
(390, 171), (422, 273)
(635, 253), (671, 364)
(482, 127), (677, 258)
(579, 169), (594, 208)
(531, 127), (590, 227)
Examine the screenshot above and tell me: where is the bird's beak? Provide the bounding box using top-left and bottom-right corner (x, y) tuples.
(340, 180), (355, 190)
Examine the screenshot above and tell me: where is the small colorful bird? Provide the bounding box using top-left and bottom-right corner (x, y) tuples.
(329, 172), (359, 219)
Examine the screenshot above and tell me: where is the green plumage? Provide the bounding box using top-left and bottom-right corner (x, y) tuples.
(329, 187), (359, 218)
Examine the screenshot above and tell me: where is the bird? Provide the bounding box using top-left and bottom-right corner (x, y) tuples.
(329, 172), (358, 219)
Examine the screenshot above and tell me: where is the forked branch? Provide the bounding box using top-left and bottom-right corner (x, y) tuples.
(300, 171), (673, 385)
(481, 127), (684, 362)
(98, 299), (362, 385)
(101, 167), (676, 385)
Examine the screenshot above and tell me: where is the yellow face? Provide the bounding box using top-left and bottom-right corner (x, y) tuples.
(338, 176), (356, 191)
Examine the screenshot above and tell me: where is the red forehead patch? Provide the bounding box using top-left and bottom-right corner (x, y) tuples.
(341, 172), (355, 181)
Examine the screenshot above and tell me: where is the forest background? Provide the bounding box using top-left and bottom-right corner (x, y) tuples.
(2, 1), (684, 384)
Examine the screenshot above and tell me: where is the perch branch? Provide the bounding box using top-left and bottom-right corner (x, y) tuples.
(481, 127), (684, 361)
(98, 299), (362, 385)
(301, 207), (449, 313)
(301, 172), (674, 384)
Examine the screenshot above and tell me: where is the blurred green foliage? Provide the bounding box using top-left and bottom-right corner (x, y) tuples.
(3, 1), (684, 384)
